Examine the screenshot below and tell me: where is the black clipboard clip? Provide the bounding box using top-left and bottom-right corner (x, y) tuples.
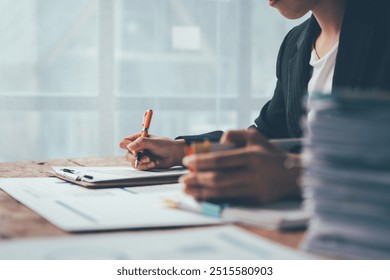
(60, 168), (94, 181)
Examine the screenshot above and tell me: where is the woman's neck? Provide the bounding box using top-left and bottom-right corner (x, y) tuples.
(312, 0), (347, 58)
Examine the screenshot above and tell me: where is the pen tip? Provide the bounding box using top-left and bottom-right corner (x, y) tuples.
(134, 160), (139, 168)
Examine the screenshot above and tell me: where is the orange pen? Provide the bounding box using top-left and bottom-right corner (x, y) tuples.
(135, 109), (153, 168)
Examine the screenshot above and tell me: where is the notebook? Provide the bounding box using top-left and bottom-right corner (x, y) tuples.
(51, 166), (188, 188)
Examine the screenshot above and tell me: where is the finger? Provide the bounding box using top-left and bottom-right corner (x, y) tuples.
(125, 152), (136, 167)
(135, 161), (156, 171)
(185, 181), (258, 202)
(245, 130), (281, 152)
(222, 129), (273, 149)
(183, 148), (261, 171)
(180, 169), (251, 190)
(119, 139), (131, 149)
(127, 137), (159, 153)
(139, 156), (151, 164)
(119, 133), (142, 149)
(125, 152), (152, 167)
(220, 129), (247, 147)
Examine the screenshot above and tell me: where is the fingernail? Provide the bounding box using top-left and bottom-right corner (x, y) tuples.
(182, 155), (195, 167)
(179, 175), (190, 184)
(184, 186), (197, 196)
(184, 188), (194, 195)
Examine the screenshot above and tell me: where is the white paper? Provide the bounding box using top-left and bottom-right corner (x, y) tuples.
(0, 178), (221, 232)
(0, 226), (310, 260)
(165, 194), (311, 230)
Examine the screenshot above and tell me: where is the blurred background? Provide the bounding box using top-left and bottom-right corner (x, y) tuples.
(0, 0), (307, 162)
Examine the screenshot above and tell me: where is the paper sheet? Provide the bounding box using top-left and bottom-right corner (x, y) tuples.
(0, 178), (221, 232)
(0, 226), (311, 260)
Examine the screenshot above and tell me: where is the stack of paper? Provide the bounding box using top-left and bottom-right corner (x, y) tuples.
(301, 91), (390, 259)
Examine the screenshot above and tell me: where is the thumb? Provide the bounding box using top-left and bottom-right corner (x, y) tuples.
(127, 137), (159, 153)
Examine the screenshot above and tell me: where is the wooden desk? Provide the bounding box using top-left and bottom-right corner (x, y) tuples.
(0, 157), (304, 248)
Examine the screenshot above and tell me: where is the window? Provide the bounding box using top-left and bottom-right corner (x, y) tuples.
(0, 0), (307, 162)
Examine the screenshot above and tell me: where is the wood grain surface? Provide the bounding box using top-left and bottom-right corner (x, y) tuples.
(0, 157), (304, 248)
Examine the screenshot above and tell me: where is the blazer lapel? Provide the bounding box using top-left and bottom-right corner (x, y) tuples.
(286, 16), (320, 137)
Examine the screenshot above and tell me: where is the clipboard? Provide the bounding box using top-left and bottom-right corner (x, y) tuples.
(51, 166), (188, 189)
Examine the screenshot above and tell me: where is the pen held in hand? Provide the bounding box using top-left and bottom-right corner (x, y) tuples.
(134, 109), (153, 168)
(184, 140), (236, 172)
(184, 138), (303, 157)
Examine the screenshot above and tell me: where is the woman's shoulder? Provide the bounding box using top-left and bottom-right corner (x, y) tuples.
(286, 18), (311, 41)
(276, 16), (318, 65)
(282, 16), (317, 50)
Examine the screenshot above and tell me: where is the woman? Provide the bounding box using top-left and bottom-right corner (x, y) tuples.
(120, 0), (390, 204)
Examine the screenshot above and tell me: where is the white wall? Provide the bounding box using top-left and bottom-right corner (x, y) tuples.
(0, 0), (308, 162)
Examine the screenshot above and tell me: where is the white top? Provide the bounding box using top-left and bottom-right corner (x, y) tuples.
(307, 42), (339, 123)
(307, 41), (339, 96)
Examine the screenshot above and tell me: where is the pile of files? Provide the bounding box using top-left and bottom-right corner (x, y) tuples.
(301, 91), (390, 259)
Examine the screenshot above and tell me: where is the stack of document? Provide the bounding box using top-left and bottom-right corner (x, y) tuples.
(301, 91), (390, 259)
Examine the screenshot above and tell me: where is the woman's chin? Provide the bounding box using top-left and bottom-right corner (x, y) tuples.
(269, 0), (279, 7)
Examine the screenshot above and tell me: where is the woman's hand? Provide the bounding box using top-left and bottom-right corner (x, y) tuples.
(180, 130), (301, 204)
(119, 134), (186, 170)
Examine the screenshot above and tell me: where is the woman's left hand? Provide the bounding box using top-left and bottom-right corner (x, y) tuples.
(180, 129), (301, 205)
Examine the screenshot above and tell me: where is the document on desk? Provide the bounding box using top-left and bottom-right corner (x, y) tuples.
(166, 195), (311, 231)
(0, 225), (312, 260)
(0, 178), (221, 232)
(51, 166), (188, 188)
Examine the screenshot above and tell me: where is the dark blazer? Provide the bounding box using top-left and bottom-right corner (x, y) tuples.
(253, 0), (390, 139)
(178, 0), (390, 142)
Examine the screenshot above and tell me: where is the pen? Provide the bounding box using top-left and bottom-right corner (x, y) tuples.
(185, 140), (235, 156)
(184, 138), (304, 155)
(135, 109), (153, 168)
(164, 198), (226, 218)
(60, 168), (94, 181)
(184, 140), (234, 172)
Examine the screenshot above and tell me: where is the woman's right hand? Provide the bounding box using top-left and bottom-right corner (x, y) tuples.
(119, 134), (186, 170)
